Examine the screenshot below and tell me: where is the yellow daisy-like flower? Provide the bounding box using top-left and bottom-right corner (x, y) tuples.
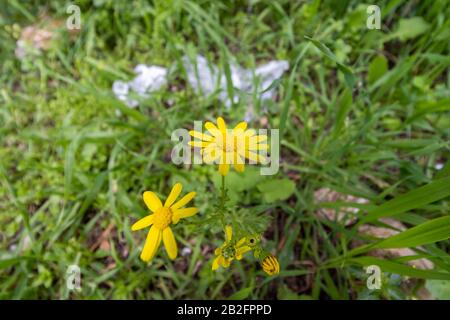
(131, 183), (198, 262)
(260, 255), (280, 275)
(212, 225), (252, 271)
(189, 117), (268, 176)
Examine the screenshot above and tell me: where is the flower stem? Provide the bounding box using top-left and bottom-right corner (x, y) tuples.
(221, 175), (226, 208)
(220, 175), (226, 224)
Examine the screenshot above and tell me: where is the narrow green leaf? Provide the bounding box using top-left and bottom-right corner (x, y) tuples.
(279, 43), (307, 139)
(0, 257), (30, 269)
(350, 257), (450, 280)
(374, 215), (450, 249)
(367, 55), (388, 85)
(370, 57), (415, 100)
(359, 176), (450, 223)
(406, 98), (450, 123)
(333, 88), (353, 135)
(435, 159), (450, 180)
(228, 287), (252, 300)
(304, 35), (355, 88)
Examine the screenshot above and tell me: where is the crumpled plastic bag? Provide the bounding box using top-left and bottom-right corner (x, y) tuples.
(183, 55), (289, 108)
(112, 55), (289, 112)
(112, 64), (167, 107)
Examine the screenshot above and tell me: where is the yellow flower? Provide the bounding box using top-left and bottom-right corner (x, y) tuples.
(260, 255), (280, 275)
(212, 225), (252, 271)
(131, 183), (198, 262)
(189, 117), (268, 176)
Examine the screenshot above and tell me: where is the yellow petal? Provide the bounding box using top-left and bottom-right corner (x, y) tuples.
(201, 143), (221, 161)
(162, 227), (177, 260)
(244, 129), (256, 137)
(233, 121), (247, 134)
(203, 148), (222, 164)
(248, 143), (268, 151)
(251, 135), (268, 143)
(212, 256), (221, 271)
(216, 117), (227, 135)
(236, 237), (246, 247)
(201, 142), (218, 154)
(220, 151), (234, 165)
(261, 255), (280, 275)
(171, 191), (196, 210)
(140, 226), (162, 262)
(223, 258), (231, 268)
(225, 225), (233, 242)
(172, 207), (198, 223)
(219, 163), (230, 176)
(235, 246), (251, 260)
(239, 150), (267, 164)
(165, 183), (182, 207)
(233, 152), (244, 164)
(143, 191), (163, 212)
(234, 162), (245, 173)
(189, 130), (213, 141)
(188, 141), (210, 148)
(131, 214), (154, 231)
(205, 122), (221, 138)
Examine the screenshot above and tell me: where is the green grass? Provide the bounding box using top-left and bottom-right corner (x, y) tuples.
(0, 0), (449, 299)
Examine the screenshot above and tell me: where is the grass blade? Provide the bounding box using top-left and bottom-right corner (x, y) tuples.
(359, 176), (450, 224)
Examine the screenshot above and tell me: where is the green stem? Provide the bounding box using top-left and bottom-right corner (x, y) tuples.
(220, 175), (226, 224)
(220, 175), (225, 209)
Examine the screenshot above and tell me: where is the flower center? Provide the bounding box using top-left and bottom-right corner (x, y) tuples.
(219, 134), (238, 153)
(153, 207), (173, 229)
(222, 244), (235, 259)
(224, 140), (235, 152)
